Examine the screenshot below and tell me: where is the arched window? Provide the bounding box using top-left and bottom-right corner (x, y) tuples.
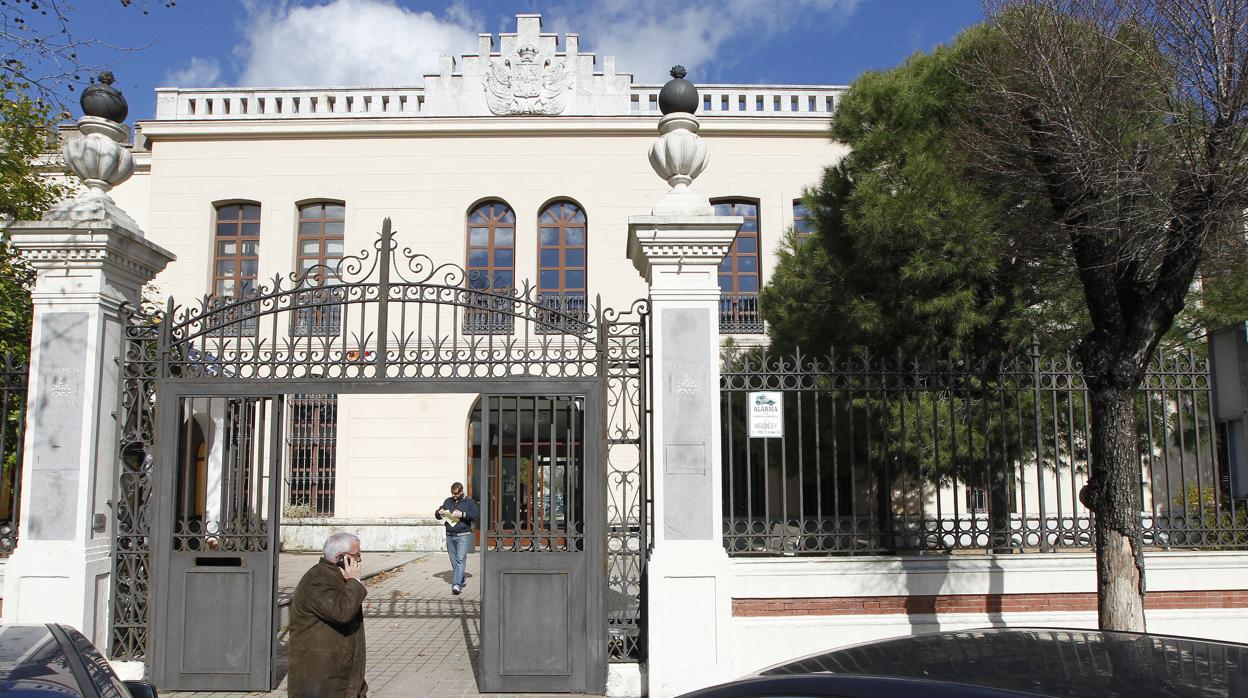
(211, 202), (261, 335)
(537, 200), (587, 331)
(465, 200), (516, 333)
(466, 201), (515, 290)
(294, 202), (345, 336)
(712, 199), (763, 333)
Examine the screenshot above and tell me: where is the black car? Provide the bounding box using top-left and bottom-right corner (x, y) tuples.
(680, 627), (1248, 697)
(0, 624), (158, 697)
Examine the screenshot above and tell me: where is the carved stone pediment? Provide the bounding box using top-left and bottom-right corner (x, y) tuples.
(484, 42), (573, 115)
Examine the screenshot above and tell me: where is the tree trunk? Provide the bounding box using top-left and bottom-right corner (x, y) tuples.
(1082, 383), (1147, 632)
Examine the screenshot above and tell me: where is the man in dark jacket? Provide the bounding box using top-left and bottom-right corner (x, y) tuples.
(288, 532), (368, 697)
(434, 481), (479, 595)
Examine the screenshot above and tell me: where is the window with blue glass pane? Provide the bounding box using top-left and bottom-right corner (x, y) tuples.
(713, 198), (763, 333)
(793, 199), (815, 241)
(537, 200), (589, 333)
(711, 199), (760, 296)
(465, 200), (515, 292)
(537, 200), (587, 296)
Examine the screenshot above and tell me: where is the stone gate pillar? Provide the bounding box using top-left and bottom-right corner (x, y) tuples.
(1, 75), (173, 653)
(628, 68), (742, 698)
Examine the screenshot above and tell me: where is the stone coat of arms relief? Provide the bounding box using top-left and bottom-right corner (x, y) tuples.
(484, 43), (573, 115)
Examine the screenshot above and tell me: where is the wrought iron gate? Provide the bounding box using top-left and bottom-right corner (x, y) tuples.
(1, 352), (28, 555)
(112, 220), (648, 693)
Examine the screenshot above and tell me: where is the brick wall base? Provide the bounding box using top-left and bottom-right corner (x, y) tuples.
(733, 590), (1248, 617)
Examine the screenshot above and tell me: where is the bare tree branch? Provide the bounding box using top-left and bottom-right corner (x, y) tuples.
(0, 0), (170, 106)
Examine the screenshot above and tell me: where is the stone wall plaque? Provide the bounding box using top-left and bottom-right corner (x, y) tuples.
(29, 312), (88, 541)
(661, 309), (712, 541)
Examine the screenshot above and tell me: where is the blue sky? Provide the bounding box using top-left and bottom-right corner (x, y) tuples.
(62, 0), (985, 120)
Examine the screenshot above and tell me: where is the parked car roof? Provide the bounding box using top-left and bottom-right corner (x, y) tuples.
(0, 624), (156, 698)
(0, 625), (84, 696)
(681, 627), (1248, 697)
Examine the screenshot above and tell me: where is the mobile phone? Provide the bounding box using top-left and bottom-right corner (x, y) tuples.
(336, 554), (347, 570)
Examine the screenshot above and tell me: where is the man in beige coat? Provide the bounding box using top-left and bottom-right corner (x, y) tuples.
(288, 532), (368, 697)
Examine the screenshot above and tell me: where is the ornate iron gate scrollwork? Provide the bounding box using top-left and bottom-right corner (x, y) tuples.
(111, 220), (651, 671)
(112, 306), (161, 660)
(603, 301), (649, 662)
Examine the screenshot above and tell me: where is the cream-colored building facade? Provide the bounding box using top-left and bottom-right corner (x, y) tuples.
(105, 14), (847, 536)
(9, 15), (1248, 696)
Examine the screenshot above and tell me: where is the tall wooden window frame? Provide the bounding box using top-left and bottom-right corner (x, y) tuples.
(713, 199), (764, 333)
(713, 199), (760, 295)
(465, 200), (516, 334)
(793, 199), (815, 242)
(211, 202), (262, 336)
(212, 203), (262, 298)
(536, 200), (589, 333)
(293, 201), (346, 336)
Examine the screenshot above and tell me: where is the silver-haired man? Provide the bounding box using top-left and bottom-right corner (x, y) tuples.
(288, 531), (368, 697)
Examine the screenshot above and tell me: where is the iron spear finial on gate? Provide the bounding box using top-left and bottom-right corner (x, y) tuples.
(375, 218), (393, 376)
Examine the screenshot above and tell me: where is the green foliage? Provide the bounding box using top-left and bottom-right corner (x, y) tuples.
(1, 70), (69, 358)
(1170, 235), (1248, 346)
(762, 27), (1082, 360)
(1178, 486), (1248, 546)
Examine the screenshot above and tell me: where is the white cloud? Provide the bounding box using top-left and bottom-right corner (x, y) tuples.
(546, 0), (861, 83)
(235, 0), (479, 87)
(163, 56), (222, 87)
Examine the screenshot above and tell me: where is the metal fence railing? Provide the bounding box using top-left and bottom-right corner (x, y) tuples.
(1, 352), (29, 555)
(721, 346), (1248, 555)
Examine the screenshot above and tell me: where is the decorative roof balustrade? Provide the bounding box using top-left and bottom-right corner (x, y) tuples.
(155, 87), (427, 119)
(152, 84), (844, 121)
(630, 84), (842, 117)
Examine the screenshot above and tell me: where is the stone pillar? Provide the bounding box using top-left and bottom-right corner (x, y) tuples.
(627, 67), (742, 698)
(1, 74), (174, 655)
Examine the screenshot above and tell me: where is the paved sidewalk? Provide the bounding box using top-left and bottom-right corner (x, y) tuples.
(276, 551), (419, 607)
(167, 552), (594, 698)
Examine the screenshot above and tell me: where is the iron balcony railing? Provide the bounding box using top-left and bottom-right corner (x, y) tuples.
(462, 290), (516, 335)
(291, 286), (345, 337)
(721, 345), (1248, 555)
(720, 292), (765, 334)
(536, 293), (590, 335)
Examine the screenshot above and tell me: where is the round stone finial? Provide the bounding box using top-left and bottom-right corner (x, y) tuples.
(658, 65), (698, 115)
(80, 71), (128, 123)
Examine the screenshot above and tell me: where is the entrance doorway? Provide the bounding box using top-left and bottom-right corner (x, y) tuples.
(111, 220), (647, 693)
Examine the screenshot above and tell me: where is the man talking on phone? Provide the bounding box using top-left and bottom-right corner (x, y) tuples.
(288, 531), (368, 697)
(435, 481), (479, 595)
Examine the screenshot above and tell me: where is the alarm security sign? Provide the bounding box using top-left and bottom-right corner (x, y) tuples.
(748, 391), (783, 438)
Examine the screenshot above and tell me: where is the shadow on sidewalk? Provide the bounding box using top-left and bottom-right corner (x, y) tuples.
(363, 590), (481, 619)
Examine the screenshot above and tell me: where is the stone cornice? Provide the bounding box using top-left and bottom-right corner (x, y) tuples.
(627, 215), (743, 283)
(5, 221), (176, 291)
(135, 115), (833, 142)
